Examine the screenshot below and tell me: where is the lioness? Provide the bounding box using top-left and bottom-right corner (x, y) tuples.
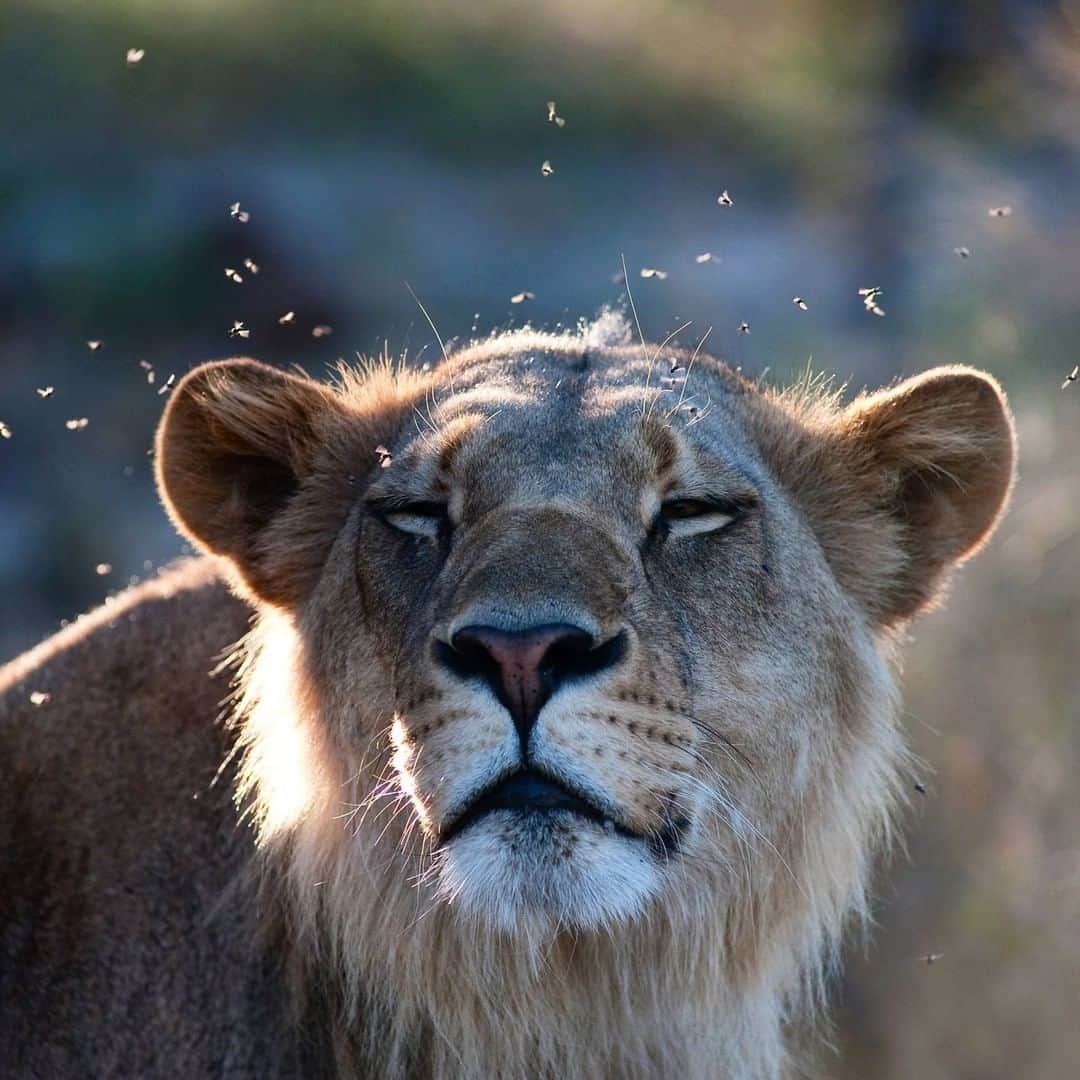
(0, 316), (1014, 1078)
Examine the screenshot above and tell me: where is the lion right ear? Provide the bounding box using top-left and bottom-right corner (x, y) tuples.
(755, 365), (1015, 627)
(836, 366), (1016, 623)
(155, 359), (350, 608)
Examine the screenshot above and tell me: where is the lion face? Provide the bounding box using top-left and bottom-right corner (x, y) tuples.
(353, 362), (851, 932)
(156, 325), (1015, 941)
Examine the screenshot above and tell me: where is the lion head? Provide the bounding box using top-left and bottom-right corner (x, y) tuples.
(155, 317), (1014, 1077)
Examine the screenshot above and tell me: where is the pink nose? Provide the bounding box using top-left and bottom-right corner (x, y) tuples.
(440, 623), (623, 749)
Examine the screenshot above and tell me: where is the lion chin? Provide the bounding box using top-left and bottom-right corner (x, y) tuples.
(436, 808), (662, 934)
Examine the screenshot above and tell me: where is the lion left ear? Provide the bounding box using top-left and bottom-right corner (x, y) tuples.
(155, 359), (352, 608)
(837, 366), (1016, 623)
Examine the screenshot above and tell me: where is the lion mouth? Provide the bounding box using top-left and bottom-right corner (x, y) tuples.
(439, 769), (639, 845)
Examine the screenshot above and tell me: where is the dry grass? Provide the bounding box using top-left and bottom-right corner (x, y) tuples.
(833, 394), (1080, 1079)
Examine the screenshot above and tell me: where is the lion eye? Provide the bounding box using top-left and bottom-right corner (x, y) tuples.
(661, 498), (715, 519)
(659, 498), (738, 537)
(383, 502), (448, 538)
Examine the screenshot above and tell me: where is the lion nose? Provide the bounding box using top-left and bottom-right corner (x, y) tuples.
(439, 624), (626, 749)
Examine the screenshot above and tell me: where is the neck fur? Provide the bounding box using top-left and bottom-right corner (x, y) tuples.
(227, 610), (906, 1080)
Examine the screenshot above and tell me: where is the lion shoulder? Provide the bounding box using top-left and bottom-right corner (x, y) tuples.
(1, 556), (248, 784)
(0, 559), (292, 1074)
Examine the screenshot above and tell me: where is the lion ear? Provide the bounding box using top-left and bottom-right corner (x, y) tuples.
(155, 359), (348, 607)
(836, 366), (1016, 624)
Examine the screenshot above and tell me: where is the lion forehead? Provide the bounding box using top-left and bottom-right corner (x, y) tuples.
(381, 347), (761, 524)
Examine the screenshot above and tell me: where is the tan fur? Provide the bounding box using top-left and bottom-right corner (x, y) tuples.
(1, 319), (1015, 1078)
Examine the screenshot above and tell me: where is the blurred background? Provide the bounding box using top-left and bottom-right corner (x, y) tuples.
(1, 0), (1077, 1075)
